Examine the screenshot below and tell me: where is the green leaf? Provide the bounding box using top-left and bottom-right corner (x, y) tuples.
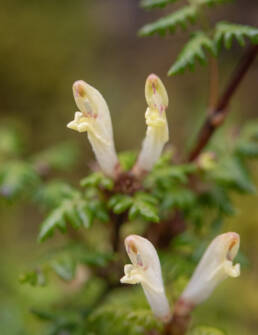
(21, 244), (113, 286)
(77, 201), (94, 228)
(199, 187), (235, 215)
(139, 6), (198, 37)
(81, 172), (114, 191)
(51, 256), (76, 281)
(19, 269), (47, 287)
(38, 206), (67, 242)
(168, 31), (216, 75)
(0, 125), (25, 158)
(80, 250), (113, 267)
(118, 151), (137, 172)
(0, 161), (40, 199)
(108, 194), (133, 214)
(35, 180), (78, 211)
(38, 196), (95, 242)
(129, 192), (159, 222)
(89, 306), (162, 335)
(210, 156), (255, 193)
(140, 0), (179, 9)
(188, 325), (226, 335)
(236, 141), (258, 158)
(146, 164), (196, 189)
(196, 0), (233, 6)
(31, 308), (83, 334)
(214, 22), (258, 49)
(89, 199), (110, 222)
(161, 188), (196, 210)
(32, 141), (79, 172)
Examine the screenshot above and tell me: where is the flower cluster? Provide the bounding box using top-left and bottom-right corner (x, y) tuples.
(121, 233), (240, 321)
(67, 74), (169, 178)
(67, 75), (241, 324)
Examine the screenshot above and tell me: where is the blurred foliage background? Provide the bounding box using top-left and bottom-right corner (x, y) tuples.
(0, 0), (257, 334)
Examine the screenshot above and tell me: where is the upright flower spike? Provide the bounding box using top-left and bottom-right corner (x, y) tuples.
(67, 80), (119, 177)
(135, 74), (169, 174)
(175, 232), (240, 316)
(120, 235), (171, 322)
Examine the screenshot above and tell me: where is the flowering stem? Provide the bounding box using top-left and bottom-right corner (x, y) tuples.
(163, 315), (191, 335)
(112, 213), (126, 252)
(188, 44), (258, 162)
(208, 56), (219, 110)
(145, 46), (258, 249)
(145, 211), (186, 249)
(144, 45), (258, 250)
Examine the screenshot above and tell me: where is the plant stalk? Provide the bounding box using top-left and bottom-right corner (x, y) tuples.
(188, 44), (258, 162)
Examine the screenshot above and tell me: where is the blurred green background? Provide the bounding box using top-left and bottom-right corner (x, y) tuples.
(0, 0), (257, 334)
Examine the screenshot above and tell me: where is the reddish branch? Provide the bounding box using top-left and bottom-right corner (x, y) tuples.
(145, 45), (258, 255)
(188, 44), (258, 162)
(95, 44), (257, 335)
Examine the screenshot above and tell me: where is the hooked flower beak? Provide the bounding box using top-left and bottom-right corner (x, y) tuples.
(179, 232), (240, 311)
(121, 235), (171, 322)
(67, 80), (119, 177)
(134, 74), (169, 175)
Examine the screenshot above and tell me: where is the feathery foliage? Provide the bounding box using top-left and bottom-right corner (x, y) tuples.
(139, 0), (258, 75)
(215, 22), (258, 49)
(140, 0), (179, 9)
(139, 6), (198, 36)
(168, 31), (216, 75)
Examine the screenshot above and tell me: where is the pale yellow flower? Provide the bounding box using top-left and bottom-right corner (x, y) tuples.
(181, 232), (240, 306)
(121, 235), (171, 322)
(136, 74), (169, 173)
(67, 80), (118, 177)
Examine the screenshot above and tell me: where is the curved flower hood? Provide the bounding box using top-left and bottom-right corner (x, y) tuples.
(121, 234), (171, 322)
(67, 80), (118, 177)
(181, 232), (240, 306)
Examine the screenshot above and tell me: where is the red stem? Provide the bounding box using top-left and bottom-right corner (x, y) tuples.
(188, 45), (258, 162)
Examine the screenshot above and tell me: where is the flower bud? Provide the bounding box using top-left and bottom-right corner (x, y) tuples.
(197, 152), (216, 171)
(67, 80), (118, 177)
(180, 232), (240, 309)
(135, 74), (169, 174)
(121, 235), (171, 322)
(145, 74), (168, 113)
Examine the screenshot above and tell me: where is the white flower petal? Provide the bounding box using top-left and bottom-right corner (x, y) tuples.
(181, 232), (240, 306)
(135, 74), (169, 174)
(67, 80), (118, 177)
(121, 235), (171, 322)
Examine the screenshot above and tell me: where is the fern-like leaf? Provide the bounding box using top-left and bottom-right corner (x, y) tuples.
(214, 22), (258, 49)
(197, 0), (233, 6)
(89, 306), (162, 335)
(0, 161), (40, 199)
(139, 6), (198, 36)
(168, 31), (216, 75)
(38, 196), (94, 242)
(140, 0), (179, 9)
(188, 325), (226, 335)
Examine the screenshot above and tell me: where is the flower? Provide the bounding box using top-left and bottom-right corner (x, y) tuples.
(67, 80), (119, 177)
(177, 232), (240, 313)
(135, 74), (169, 174)
(120, 235), (171, 322)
